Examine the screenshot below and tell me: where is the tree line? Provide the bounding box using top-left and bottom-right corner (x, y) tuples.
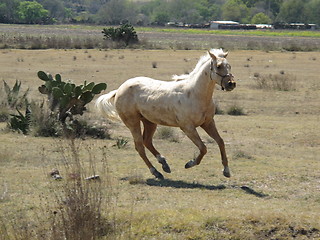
(0, 0), (320, 26)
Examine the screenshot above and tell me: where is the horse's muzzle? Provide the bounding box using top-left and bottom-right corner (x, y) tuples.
(224, 75), (236, 91)
(226, 80), (236, 91)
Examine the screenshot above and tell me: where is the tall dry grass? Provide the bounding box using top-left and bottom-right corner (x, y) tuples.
(0, 139), (116, 240)
(253, 72), (297, 91)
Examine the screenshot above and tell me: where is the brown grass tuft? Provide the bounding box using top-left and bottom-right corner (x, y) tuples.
(253, 72), (297, 91)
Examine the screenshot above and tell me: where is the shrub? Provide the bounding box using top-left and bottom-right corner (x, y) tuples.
(1, 80), (30, 126)
(8, 104), (31, 134)
(70, 120), (111, 139)
(30, 100), (63, 137)
(48, 140), (111, 240)
(0, 140), (115, 239)
(102, 23), (138, 46)
(233, 150), (254, 160)
(227, 105), (245, 116)
(5, 73), (109, 138)
(152, 61), (158, 68)
(253, 72), (297, 91)
(2, 80), (29, 109)
(114, 138), (129, 149)
(156, 127), (179, 142)
(0, 110), (9, 122)
(37, 71), (107, 137)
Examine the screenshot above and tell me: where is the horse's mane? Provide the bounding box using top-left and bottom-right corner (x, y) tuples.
(172, 48), (225, 81)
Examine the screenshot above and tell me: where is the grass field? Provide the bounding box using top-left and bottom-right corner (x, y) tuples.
(0, 48), (320, 239)
(1, 24), (320, 51)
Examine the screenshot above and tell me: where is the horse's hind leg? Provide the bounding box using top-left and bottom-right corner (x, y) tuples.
(201, 120), (231, 178)
(142, 119), (171, 173)
(180, 126), (207, 169)
(125, 119), (164, 179)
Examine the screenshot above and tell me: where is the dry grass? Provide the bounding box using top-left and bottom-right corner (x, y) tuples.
(0, 49), (320, 239)
(253, 72), (297, 91)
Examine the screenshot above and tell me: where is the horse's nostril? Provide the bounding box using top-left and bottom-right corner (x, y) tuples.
(228, 82), (233, 86)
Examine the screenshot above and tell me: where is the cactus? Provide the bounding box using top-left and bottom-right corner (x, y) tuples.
(37, 71), (107, 123)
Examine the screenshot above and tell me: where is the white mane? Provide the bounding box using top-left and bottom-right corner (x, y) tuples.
(172, 49), (226, 81)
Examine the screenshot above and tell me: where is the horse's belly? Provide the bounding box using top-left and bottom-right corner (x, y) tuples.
(140, 108), (180, 127)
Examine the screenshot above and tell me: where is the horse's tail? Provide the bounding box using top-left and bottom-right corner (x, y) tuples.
(95, 90), (121, 122)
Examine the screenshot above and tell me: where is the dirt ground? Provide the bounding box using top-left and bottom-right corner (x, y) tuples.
(0, 48), (320, 239)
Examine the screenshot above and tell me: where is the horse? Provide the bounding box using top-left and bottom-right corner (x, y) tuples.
(96, 49), (236, 179)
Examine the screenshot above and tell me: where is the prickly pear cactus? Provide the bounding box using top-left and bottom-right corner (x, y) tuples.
(37, 71), (107, 122)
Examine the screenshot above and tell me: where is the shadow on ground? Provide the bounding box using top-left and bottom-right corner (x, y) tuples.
(239, 185), (269, 198)
(146, 178), (226, 190)
(145, 179), (269, 198)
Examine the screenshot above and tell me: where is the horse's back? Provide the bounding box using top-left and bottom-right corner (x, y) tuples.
(114, 77), (185, 126)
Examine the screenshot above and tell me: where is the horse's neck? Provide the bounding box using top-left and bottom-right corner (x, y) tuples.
(187, 62), (215, 102)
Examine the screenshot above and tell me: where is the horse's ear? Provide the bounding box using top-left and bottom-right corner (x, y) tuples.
(208, 51), (217, 60)
(223, 51), (229, 58)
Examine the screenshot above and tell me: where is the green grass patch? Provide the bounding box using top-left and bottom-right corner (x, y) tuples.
(138, 27), (320, 38)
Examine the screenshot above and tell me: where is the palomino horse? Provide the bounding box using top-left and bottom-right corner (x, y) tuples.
(96, 49), (236, 179)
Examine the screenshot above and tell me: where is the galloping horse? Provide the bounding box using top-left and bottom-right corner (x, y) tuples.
(96, 49), (236, 179)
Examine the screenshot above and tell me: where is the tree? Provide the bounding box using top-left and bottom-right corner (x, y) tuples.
(0, 3), (7, 22)
(277, 0), (306, 23)
(17, 1), (51, 24)
(195, 1), (221, 22)
(0, 0), (20, 23)
(221, 0), (250, 23)
(304, 0), (320, 25)
(168, 0), (203, 23)
(37, 0), (68, 21)
(251, 12), (272, 24)
(96, 0), (137, 25)
(153, 12), (170, 25)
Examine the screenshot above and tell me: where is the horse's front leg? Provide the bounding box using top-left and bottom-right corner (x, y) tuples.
(180, 126), (207, 169)
(201, 120), (231, 178)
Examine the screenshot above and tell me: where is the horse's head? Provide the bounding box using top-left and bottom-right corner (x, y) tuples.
(208, 49), (236, 91)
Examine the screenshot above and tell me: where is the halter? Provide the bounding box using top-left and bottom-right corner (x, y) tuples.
(210, 60), (233, 91)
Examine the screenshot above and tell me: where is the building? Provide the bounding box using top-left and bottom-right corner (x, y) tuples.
(210, 21), (240, 29)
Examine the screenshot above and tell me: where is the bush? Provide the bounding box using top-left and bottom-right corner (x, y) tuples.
(114, 137), (129, 149)
(102, 23), (138, 46)
(156, 127), (179, 142)
(48, 140), (112, 240)
(4, 74), (109, 139)
(8, 104), (31, 134)
(254, 72), (297, 91)
(70, 120), (111, 139)
(0, 140), (115, 239)
(227, 105), (245, 116)
(2, 80), (29, 109)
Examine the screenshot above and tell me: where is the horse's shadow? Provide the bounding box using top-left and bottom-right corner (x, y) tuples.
(146, 178), (226, 190)
(239, 185), (269, 198)
(145, 179), (268, 198)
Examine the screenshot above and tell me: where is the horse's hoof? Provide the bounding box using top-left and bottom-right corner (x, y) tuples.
(154, 171), (164, 180)
(150, 167), (164, 180)
(185, 160), (196, 169)
(223, 170), (231, 178)
(157, 155), (171, 173)
(162, 163), (171, 173)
